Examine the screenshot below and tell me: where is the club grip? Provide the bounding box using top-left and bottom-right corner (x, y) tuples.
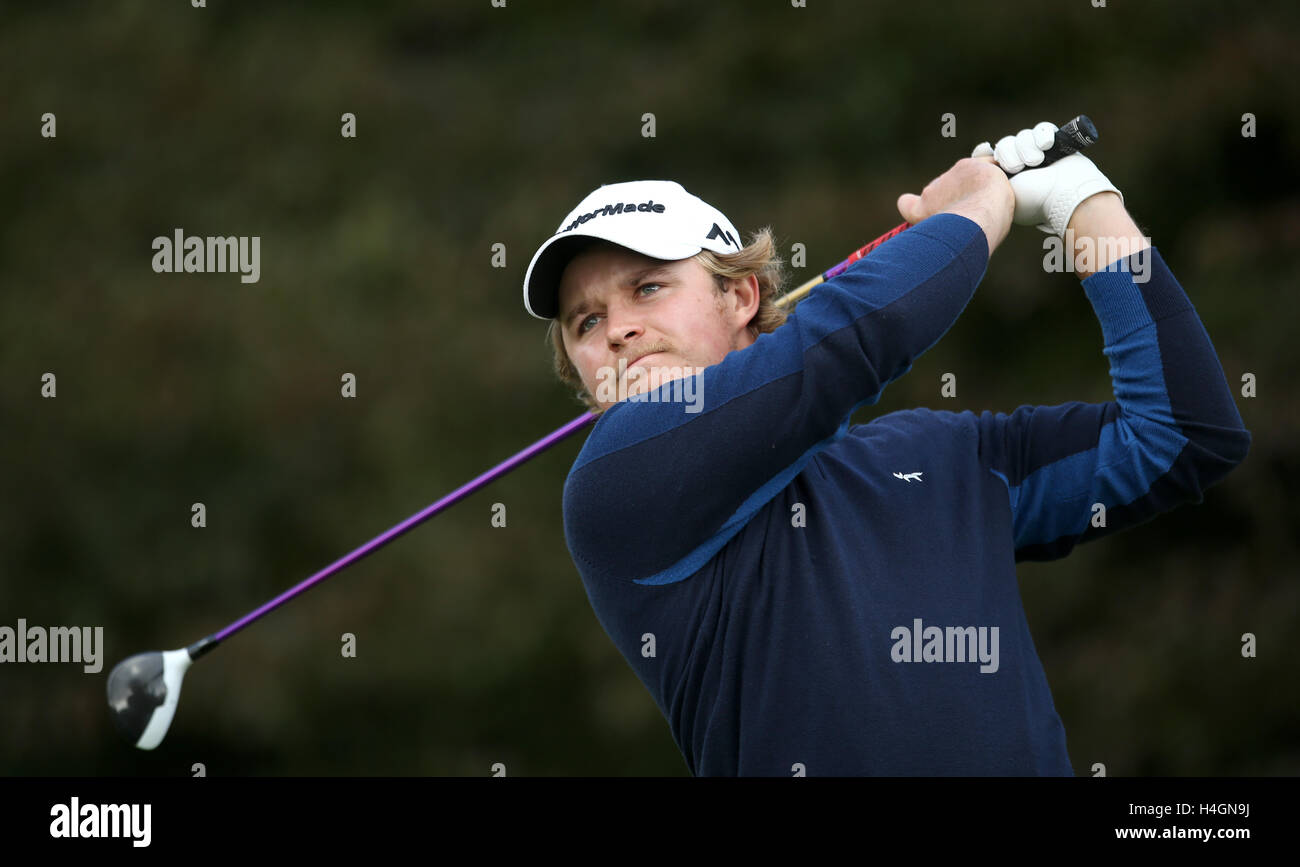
(1035, 114), (1099, 169)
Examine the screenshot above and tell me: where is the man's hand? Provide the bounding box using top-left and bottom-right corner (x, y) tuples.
(897, 157), (1015, 258)
(972, 122), (1123, 237)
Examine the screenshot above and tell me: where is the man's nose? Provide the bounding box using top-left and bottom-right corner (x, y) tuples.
(603, 300), (643, 345)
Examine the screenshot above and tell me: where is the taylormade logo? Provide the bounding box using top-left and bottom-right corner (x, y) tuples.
(562, 200), (665, 232)
(50, 797), (151, 847)
(890, 618), (1000, 673)
(0, 619), (103, 673)
(706, 222), (737, 247)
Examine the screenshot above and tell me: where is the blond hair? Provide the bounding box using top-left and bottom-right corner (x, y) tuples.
(545, 228), (788, 412)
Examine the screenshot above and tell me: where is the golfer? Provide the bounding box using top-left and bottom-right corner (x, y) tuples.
(521, 122), (1251, 776)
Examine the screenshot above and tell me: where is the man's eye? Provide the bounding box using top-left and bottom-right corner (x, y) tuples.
(575, 284), (659, 335)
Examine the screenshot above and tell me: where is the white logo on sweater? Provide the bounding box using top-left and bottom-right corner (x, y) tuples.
(892, 472), (923, 483)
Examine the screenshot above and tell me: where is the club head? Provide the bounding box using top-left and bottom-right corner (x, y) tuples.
(106, 648), (193, 750)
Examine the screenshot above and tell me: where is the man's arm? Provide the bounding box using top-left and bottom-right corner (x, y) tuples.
(977, 198), (1250, 560)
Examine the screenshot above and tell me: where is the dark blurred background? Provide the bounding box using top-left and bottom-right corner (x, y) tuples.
(2, 0), (1296, 776)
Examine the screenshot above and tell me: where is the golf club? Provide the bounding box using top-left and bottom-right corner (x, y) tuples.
(107, 115), (1098, 750)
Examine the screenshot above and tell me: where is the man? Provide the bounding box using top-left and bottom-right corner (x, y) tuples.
(521, 123), (1251, 776)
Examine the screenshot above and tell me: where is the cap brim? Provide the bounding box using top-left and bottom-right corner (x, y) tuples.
(523, 234), (601, 320)
(523, 229), (705, 321)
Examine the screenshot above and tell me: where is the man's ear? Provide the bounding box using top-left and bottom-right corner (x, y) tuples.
(728, 274), (761, 330)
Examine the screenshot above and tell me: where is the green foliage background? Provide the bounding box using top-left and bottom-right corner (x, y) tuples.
(2, 0), (1296, 775)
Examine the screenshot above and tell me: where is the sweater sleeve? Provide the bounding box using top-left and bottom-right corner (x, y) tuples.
(563, 212), (989, 585)
(975, 246), (1251, 561)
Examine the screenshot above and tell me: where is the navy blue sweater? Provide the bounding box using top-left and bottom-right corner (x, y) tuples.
(561, 213), (1251, 776)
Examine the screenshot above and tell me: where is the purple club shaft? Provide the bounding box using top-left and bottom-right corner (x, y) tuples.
(201, 211), (937, 651)
(211, 411), (597, 644)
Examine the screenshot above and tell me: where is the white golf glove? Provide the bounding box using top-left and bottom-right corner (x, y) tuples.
(972, 121), (1122, 237)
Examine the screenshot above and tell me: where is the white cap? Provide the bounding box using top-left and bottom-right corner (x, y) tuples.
(522, 180), (742, 320)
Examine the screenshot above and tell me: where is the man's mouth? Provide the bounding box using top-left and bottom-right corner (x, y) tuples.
(630, 352), (661, 368)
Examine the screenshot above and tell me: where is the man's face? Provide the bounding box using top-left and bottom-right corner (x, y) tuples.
(556, 242), (759, 412)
